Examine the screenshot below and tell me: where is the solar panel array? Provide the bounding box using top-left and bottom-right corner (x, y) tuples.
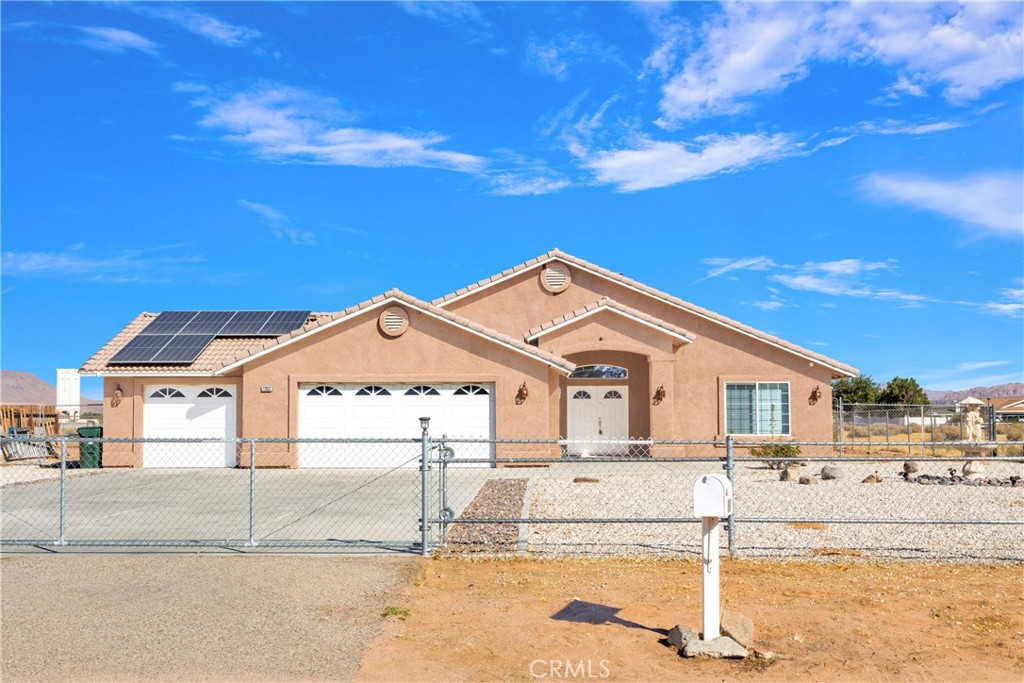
(108, 310), (311, 365)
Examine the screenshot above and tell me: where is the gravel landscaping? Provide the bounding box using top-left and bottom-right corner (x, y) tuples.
(443, 459), (1024, 561)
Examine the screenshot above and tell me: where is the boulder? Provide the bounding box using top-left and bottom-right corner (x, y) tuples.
(903, 461), (919, 475)
(779, 467), (796, 482)
(720, 609), (755, 648)
(862, 472), (884, 484)
(820, 465), (842, 481)
(798, 475), (817, 485)
(666, 625), (697, 650)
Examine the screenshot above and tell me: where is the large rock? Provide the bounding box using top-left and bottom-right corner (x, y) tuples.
(862, 472), (884, 484)
(903, 461), (919, 475)
(682, 636), (748, 659)
(666, 625), (697, 650)
(820, 465), (842, 480)
(798, 475), (817, 485)
(779, 467), (796, 482)
(720, 609), (755, 648)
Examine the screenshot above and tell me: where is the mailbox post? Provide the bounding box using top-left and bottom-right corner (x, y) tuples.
(693, 474), (733, 641)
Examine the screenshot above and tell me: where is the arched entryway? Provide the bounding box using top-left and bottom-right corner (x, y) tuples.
(561, 350), (650, 455)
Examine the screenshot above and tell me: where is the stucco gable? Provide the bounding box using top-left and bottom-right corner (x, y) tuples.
(216, 289), (575, 375)
(435, 248), (857, 378)
(525, 298), (694, 344)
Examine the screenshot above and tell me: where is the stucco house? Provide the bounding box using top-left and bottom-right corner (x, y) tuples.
(80, 249), (857, 467)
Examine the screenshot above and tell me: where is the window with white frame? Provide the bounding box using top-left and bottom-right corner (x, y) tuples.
(725, 382), (790, 435)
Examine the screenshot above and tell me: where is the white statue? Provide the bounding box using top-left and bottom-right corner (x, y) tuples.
(964, 404), (985, 442)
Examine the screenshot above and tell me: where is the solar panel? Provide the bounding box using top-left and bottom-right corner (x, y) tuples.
(150, 334), (217, 363)
(140, 311), (199, 336)
(218, 310), (275, 336)
(258, 310), (311, 336)
(180, 311), (237, 335)
(109, 335), (175, 364)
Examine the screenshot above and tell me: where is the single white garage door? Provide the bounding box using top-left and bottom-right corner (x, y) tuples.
(298, 383), (494, 468)
(143, 385), (236, 467)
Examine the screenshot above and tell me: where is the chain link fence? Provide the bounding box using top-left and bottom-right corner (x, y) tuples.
(2, 434), (1022, 560)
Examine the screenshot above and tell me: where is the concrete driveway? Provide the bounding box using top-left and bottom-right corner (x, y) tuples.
(1, 465), (519, 551)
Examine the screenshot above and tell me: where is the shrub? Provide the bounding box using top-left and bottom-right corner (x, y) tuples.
(751, 441), (803, 469)
(997, 423), (1024, 441)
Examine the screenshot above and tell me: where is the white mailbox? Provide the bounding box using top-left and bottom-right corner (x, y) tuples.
(693, 474), (733, 518)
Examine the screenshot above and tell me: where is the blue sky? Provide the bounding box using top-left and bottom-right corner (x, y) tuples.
(2, 1), (1022, 399)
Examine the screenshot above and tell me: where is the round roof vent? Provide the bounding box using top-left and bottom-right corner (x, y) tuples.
(541, 263), (571, 293)
(378, 306), (409, 337)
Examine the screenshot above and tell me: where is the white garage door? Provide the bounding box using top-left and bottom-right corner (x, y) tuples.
(143, 385), (236, 467)
(298, 383), (494, 468)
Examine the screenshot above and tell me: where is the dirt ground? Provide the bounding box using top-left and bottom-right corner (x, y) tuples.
(358, 557), (1024, 682)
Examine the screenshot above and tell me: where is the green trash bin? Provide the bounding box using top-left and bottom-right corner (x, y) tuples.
(77, 426), (103, 468)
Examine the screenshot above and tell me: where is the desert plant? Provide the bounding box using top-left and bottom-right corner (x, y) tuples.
(753, 441), (803, 469)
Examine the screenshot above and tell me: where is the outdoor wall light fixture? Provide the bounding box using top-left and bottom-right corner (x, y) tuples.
(515, 382), (529, 405)
(810, 385), (822, 405)
(419, 416), (430, 432)
(111, 384), (123, 408)
(653, 384), (666, 405)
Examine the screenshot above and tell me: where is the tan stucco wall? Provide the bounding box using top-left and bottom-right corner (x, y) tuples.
(445, 262), (838, 448)
(234, 306), (559, 466)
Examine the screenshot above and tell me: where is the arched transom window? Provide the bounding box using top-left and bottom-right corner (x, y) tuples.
(356, 385), (391, 396)
(572, 390), (592, 399)
(405, 385), (440, 396)
(568, 364), (628, 379)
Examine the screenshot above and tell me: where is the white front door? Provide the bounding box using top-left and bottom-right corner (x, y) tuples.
(566, 386), (628, 455)
(143, 386), (236, 467)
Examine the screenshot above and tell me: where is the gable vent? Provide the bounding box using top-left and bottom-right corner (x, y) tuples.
(378, 306), (410, 337)
(541, 263), (572, 293)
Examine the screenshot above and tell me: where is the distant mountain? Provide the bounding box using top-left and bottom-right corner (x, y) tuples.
(1, 370), (100, 408)
(926, 383), (1024, 404)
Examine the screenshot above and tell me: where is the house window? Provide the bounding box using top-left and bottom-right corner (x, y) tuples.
(405, 385), (440, 396)
(356, 385), (391, 396)
(197, 387), (232, 398)
(454, 385), (488, 396)
(150, 388), (185, 398)
(725, 382), (790, 435)
(604, 390), (623, 399)
(307, 385), (342, 396)
(568, 365), (628, 379)
(572, 390), (592, 399)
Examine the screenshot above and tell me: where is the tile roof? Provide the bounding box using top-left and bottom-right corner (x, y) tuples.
(435, 248), (858, 377)
(83, 293), (577, 376)
(525, 297), (694, 342)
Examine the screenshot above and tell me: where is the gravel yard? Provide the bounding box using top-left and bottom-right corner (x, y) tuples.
(443, 459), (1024, 561)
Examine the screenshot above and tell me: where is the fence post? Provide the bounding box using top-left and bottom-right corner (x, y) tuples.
(248, 440), (257, 547)
(58, 437), (67, 546)
(420, 420), (431, 556)
(724, 435), (735, 558)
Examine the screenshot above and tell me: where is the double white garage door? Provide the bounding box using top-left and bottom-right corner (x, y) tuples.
(298, 383), (495, 468)
(142, 382), (494, 468)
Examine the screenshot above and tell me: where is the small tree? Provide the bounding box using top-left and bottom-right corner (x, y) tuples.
(878, 376), (929, 405)
(832, 374), (881, 404)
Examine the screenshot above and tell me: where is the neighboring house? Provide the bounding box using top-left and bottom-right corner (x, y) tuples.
(80, 249), (857, 468)
(988, 397), (1024, 422)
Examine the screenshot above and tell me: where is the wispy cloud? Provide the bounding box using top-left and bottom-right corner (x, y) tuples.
(653, 3), (1023, 125)
(584, 132), (797, 192)
(484, 150), (571, 196)
(187, 82), (486, 173)
(134, 6), (261, 47)
(398, 1), (492, 42)
(525, 31), (624, 82)
(700, 256), (777, 281)
(861, 172), (1023, 237)
(1, 243), (205, 284)
(75, 26), (158, 55)
(238, 200), (316, 246)
(981, 282), (1024, 318)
